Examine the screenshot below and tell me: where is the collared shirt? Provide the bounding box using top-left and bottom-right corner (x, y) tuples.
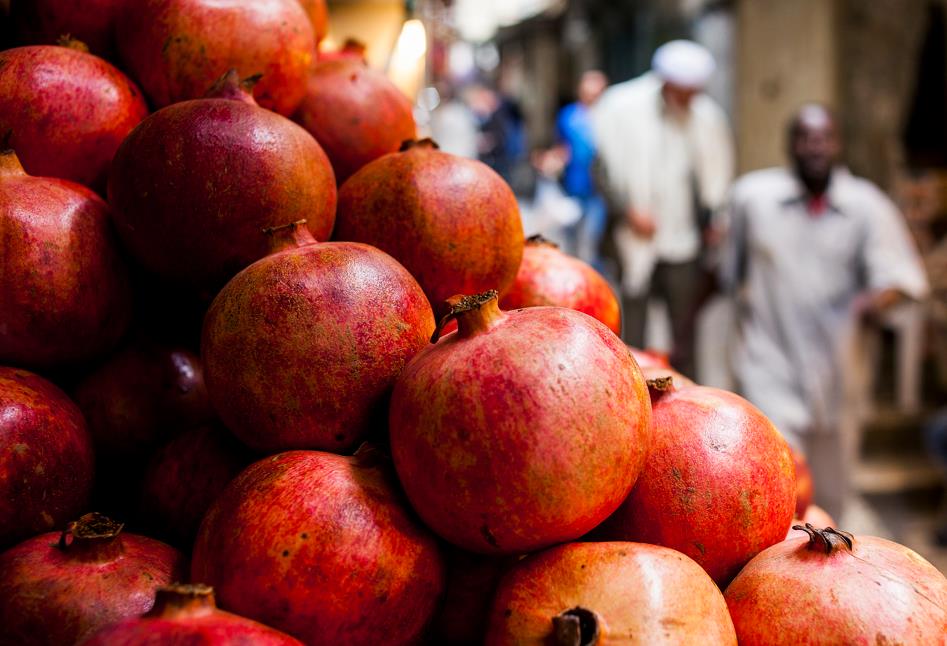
(591, 73), (734, 294)
(719, 167), (929, 440)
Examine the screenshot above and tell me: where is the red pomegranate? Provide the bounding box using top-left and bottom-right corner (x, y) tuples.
(791, 447), (814, 517)
(108, 70), (336, 292)
(726, 524), (947, 644)
(389, 291), (651, 554)
(0, 368), (94, 549)
(115, 0), (315, 116)
(79, 584), (303, 645)
(485, 542), (737, 645)
(336, 139), (525, 309)
(596, 379), (796, 585)
(628, 346), (671, 369)
(74, 342), (214, 461)
(0, 44), (146, 192)
(317, 38), (368, 63)
(294, 58), (416, 183)
(499, 236), (621, 335)
(202, 222), (433, 453)
(191, 448), (445, 645)
(0, 149), (131, 368)
(0, 513), (185, 646)
(139, 424), (251, 546)
(784, 505), (836, 540)
(296, 0), (328, 43)
(432, 549), (516, 645)
(11, 0), (123, 57)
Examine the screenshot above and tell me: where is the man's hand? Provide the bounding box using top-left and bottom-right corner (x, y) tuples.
(854, 288), (905, 325)
(626, 209), (656, 239)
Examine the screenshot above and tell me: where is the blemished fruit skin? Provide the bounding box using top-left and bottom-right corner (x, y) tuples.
(725, 526), (947, 645)
(500, 237), (621, 335)
(0, 45), (148, 193)
(0, 368), (94, 549)
(0, 514), (185, 646)
(139, 424), (251, 546)
(596, 382), (796, 585)
(294, 58), (416, 183)
(202, 235), (434, 453)
(389, 294), (652, 555)
(78, 584), (304, 646)
(335, 140), (525, 309)
(191, 449), (446, 645)
(485, 542), (738, 645)
(107, 71), (336, 292)
(115, 0), (315, 116)
(0, 151), (132, 368)
(11, 0), (123, 56)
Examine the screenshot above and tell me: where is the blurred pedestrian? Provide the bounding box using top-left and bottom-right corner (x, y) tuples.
(719, 104), (929, 520)
(591, 40), (734, 375)
(556, 70), (608, 270)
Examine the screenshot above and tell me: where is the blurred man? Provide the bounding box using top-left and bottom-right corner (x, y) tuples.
(557, 70), (608, 269)
(591, 40), (734, 376)
(720, 104), (929, 520)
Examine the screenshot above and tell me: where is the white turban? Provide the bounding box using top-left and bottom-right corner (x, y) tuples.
(651, 40), (716, 89)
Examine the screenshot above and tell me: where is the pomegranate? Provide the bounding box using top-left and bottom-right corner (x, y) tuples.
(0, 149), (131, 368)
(0, 44), (147, 193)
(785, 504), (836, 540)
(792, 447), (814, 517)
(294, 58), (416, 183)
(485, 542), (737, 645)
(726, 524), (947, 644)
(115, 0), (315, 115)
(500, 235), (621, 335)
(202, 222), (433, 453)
(640, 365), (696, 388)
(432, 549), (516, 645)
(79, 584), (303, 645)
(0, 368), (94, 548)
(628, 346), (671, 369)
(389, 291), (651, 554)
(108, 70), (336, 292)
(139, 424), (252, 546)
(0, 513), (185, 646)
(296, 0), (328, 43)
(191, 447), (445, 645)
(74, 342), (214, 461)
(596, 378), (796, 585)
(318, 38), (368, 63)
(11, 0), (123, 57)
(336, 139), (525, 309)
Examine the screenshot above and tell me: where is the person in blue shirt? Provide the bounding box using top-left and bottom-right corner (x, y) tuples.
(556, 70), (608, 271)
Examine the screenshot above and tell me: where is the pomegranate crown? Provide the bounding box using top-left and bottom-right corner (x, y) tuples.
(792, 523), (855, 554)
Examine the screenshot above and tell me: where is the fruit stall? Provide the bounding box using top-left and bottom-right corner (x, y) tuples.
(0, 1), (945, 645)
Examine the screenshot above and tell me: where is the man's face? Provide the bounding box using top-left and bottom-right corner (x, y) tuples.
(662, 82), (700, 113)
(790, 107), (840, 185)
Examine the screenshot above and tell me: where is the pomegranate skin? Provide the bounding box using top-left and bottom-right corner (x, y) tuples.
(11, 0), (123, 57)
(0, 368), (94, 549)
(108, 73), (336, 292)
(726, 526), (947, 645)
(389, 294), (651, 554)
(74, 343), (214, 461)
(79, 584), (303, 646)
(486, 542), (737, 645)
(500, 237), (621, 335)
(791, 447), (814, 517)
(0, 513), (185, 646)
(202, 237), (434, 453)
(629, 346), (671, 369)
(0, 151), (132, 368)
(191, 449), (446, 645)
(597, 383), (796, 585)
(296, 0), (328, 43)
(0, 45), (147, 193)
(294, 59), (416, 183)
(115, 0), (315, 116)
(139, 424), (251, 546)
(336, 141), (525, 308)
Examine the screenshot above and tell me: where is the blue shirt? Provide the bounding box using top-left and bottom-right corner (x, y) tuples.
(557, 102), (597, 198)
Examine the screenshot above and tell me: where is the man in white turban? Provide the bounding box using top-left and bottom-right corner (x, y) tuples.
(591, 40), (734, 376)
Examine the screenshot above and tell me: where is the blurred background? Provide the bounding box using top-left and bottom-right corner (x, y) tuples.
(322, 0), (947, 571)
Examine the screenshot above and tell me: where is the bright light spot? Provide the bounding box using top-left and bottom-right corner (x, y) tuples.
(392, 19), (427, 66)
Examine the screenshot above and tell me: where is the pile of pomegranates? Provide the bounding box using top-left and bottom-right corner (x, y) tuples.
(1, 3), (945, 644)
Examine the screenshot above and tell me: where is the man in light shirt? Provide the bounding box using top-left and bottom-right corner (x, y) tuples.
(592, 40), (734, 376)
(720, 104), (929, 520)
